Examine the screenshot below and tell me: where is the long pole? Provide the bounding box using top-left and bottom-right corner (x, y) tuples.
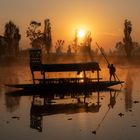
(94, 89), (121, 134)
(95, 42), (122, 83)
(96, 42), (110, 65)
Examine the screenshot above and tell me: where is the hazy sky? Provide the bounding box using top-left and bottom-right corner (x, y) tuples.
(0, 0), (140, 50)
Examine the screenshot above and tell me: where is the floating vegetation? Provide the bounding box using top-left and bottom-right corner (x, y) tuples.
(92, 130), (96, 135)
(67, 118), (72, 120)
(11, 116), (20, 120)
(133, 100), (139, 104)
(118, 113), (124, 117)
(131, 125), (136, 127)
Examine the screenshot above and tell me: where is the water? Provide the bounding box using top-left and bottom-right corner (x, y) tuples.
(0, 63), (140, 140)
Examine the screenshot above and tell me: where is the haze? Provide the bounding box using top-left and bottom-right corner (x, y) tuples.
(0, 0), (140, 50)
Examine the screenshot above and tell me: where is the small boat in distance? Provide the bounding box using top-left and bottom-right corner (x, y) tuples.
(6, 49), (124, 92)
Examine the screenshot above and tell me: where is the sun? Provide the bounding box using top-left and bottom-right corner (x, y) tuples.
(77, 29), (86, 38)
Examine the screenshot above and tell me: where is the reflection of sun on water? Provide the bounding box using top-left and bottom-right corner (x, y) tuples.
(77, 72), (84, 82)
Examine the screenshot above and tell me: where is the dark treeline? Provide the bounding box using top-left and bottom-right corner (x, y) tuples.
(0, 19), (140, 59)
(0, 21), (21, 56)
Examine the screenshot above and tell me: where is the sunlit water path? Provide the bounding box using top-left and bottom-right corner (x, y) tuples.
(0, 64), (140, 140)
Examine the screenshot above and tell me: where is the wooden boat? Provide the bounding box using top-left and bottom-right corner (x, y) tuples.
(6, 49), (124, 92)
(6, 80), (123, 92)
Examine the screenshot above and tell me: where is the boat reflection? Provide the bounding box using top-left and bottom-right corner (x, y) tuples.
(30, 89), (118, 132)
(5, 95), (21, 112)
(6, 87), (120, 132)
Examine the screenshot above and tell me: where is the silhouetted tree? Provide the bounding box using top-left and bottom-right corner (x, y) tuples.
(0, 35), (8, 56)
(26, 21), (43, 49)
(82, 31), (92, 54)
(115, 41), (125, 55)
(43, 19), (52, 54)
(131, 42), (140, 56)
(123, 19), (133, 57)
(67, 45), (72, 55)
(73, 30), (78, 53)
(13, 28), (21, 55)
(55, 40), (64, 55)
(27, 19), (52, 53)
(4, 21), (21, 56)
(114, 19), (137, 57)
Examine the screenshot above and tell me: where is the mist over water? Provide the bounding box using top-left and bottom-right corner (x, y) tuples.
(0, 57), (140, 140)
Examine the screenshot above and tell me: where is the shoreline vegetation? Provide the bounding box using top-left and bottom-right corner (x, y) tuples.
(0, 50), (140, 67)
(0, 19), (140, 68)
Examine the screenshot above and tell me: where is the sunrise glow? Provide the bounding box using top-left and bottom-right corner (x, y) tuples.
(1, 1), (140, 140)
(77, 29), (86, 39)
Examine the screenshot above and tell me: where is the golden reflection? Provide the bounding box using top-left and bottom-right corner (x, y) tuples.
(5, 95), (21, 112)
(125, 71), (133, 111)
(30, 91), (103, 132)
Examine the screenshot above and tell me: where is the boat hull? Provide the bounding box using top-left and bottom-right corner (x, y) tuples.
(6, 81), (124, 93)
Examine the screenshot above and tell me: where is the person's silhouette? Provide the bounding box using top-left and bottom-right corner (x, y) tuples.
(108, 91), (116, 109)
(108, 64), (116, 81)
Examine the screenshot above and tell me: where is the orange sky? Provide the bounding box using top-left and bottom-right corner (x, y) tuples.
(0, 0), (140, 51)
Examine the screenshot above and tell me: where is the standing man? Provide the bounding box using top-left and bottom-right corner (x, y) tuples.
(108, 64), (116, 81)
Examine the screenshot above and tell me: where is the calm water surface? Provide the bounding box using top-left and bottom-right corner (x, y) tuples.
(0, 64), (140, 140)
